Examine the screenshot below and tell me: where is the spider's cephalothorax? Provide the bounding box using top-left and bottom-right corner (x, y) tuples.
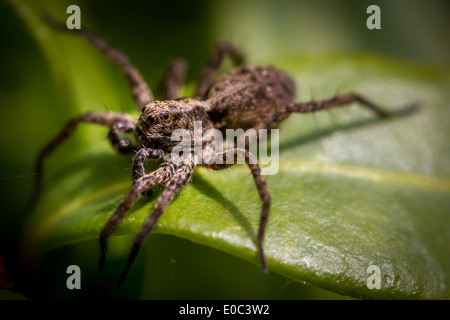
(135, 98), (213, 151)
(32, 23), (406, 287)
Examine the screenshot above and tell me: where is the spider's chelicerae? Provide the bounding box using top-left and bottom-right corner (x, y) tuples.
(33, 23), (409, 287)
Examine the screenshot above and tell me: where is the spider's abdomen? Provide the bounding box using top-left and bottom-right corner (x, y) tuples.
(205, 65), (296, 131)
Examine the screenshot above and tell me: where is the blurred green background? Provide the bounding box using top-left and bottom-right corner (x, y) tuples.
(0, 0), (448, 299)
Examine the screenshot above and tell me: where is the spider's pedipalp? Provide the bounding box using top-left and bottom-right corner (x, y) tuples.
(132, 148), (165, 182)
(117, 163), (194, 287)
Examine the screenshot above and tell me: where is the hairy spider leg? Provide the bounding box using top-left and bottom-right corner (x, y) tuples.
(203, 148), (270, 274)
(44, 15), (154, 110)
(79, 30), (154, 110)
(108, 121), (137, 154)
(157, 58), (187, 100)
(28, 112), (136, 212)
(117, 163), (194, 288)
(273, 93), (397, 124)
(196, 42), (245, 98)
(99, 159), (177, 270)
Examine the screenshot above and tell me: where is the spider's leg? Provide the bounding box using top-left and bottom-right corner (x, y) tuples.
(108, 120), (136, 153)
(272, 93), (417, 126)
(203, 148), (270, 274)
(44, 16), (153, 110)
(79, 30), (154, 110)
(28, 112), (136, 213)
(196, 42), (245, 98)
(156, 58), (187, 100)
(117, 163), (194, 287)
(99, 163), (176, 270)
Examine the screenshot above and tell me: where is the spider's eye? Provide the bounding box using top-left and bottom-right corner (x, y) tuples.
(147, 115), (155, 123)
(162, 113), (170, 120)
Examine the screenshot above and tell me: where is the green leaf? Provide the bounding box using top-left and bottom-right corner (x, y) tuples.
(16, 1), (450, 299)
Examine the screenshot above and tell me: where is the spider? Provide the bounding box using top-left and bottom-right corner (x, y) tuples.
(32, 22), (409, 288)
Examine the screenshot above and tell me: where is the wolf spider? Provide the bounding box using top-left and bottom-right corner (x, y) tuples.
(33, 24), (407, 287)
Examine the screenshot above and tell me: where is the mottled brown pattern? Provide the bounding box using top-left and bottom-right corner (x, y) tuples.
(33, 20), (401, 287)
(206, 65), (296, 131)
